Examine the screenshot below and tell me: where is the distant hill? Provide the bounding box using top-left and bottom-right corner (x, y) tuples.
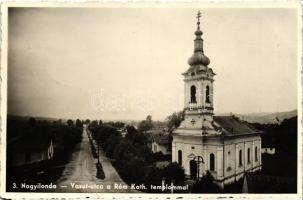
(235, 110), (297, 124)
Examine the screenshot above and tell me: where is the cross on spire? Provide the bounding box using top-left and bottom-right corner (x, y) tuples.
(197, 10), (201, 28)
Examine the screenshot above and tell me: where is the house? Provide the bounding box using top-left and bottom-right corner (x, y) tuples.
(261, 147), (275, 155)
(151, 132), (171, 155)
(172, 12), (262, 187)
(118, 128), (127, 138)
(7, 133), (54, 168)
(261, 143), (275, 155)
(261, 135), (275, 155)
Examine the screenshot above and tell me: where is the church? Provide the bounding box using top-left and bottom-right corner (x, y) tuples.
(172, 11), (262, 187)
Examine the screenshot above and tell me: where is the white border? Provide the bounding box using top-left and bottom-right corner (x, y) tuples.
(0, 2), (302, 199)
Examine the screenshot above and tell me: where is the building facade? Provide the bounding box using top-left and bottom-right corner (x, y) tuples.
(172, 12), (262, 186)
(151, 132), (171, 155)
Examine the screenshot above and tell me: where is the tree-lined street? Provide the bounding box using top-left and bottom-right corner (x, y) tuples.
(55, 127), (136, 192)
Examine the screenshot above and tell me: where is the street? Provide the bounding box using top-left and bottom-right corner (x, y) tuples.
(55, 127), (136, 192)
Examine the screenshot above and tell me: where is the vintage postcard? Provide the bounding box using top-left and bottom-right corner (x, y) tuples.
(0, 2), (302, 199)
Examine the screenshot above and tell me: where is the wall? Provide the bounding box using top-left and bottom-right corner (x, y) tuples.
(184, 72), (214, 110)
(10, 142), (53, 167)
(172, 134), (262, 184)
(152, 142), (169, 155)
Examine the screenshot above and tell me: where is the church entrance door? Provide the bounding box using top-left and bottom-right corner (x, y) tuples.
(190, 160), (197, 179)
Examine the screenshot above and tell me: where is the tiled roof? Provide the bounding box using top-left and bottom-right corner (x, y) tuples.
(213, 116), (262, 136)
(152, 133), (170, 145)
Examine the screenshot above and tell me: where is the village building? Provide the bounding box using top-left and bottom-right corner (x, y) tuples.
(172, 11), (262, 187)
(261, 139), (276, 155)
(7, 133), (54, 168)
(151, 131), (171, 155)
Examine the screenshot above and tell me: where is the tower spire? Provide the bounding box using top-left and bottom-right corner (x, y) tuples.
(197, 10), (201, 30)
(188, 11), (210, 66)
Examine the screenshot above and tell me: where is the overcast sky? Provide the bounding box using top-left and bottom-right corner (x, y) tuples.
(8, 7), (298, 121)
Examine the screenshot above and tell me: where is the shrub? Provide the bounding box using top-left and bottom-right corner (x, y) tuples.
(161, 162), (185, 185)
(191, 171), (221, 193)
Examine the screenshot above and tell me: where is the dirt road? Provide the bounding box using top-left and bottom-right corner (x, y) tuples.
(55, 127), (136, 193)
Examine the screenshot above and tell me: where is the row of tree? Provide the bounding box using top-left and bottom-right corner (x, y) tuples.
(88, 118), (187, 193)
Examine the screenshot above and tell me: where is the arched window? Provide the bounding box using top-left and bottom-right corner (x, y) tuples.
(205, 85), (211, 103)
(190, 85), (196, 103)
(210, 153), (215, 171)
(239, 150), (243, 166)
(247, 148), (251, 164)
(227, 151), (230, 167)
(178, 150), (182, 165)
(255, 147), (258, 161)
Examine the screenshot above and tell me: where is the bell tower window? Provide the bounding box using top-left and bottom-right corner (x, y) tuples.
(205, 85), (211, 103)
(190, 85), (197, 103)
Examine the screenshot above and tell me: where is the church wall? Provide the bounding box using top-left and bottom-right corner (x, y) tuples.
(235, 142), (245, 180)
(222, 136), (262, 183)
(213, 145), (223, 180)
(172, 134), (262, 185)
(173, 137), (205, 176)
(172, 141), (176, 163)
(173, 135), (225, 178)
(223, 144), (237, 181)
(183, 114), (206, 129)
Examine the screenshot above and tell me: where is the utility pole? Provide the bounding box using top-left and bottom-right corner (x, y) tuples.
(97, 139), (100, 164)
(194, 156), (204, 181)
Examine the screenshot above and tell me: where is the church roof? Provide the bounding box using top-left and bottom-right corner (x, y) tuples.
(213, 116), (262, 136)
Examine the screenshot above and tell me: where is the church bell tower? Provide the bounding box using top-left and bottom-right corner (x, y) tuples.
(176, 11), (217, 135)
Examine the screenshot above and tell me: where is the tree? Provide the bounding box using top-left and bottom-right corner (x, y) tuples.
(103, 135), (122, 158)
(99, 120), (103, 126)
(138, 115), (154, 133)
(192, 171), (221, 193)
(144, 166), (163, 191)
(166, 110), (185, 131)
(67, 119), (74, 126)
(94, 125), (120, 143)
(113, 139), (136, 162)
(76, 119), (83, 127)
(90, 120), (99, 129)
(125, 125), (138, 140)
(146, 115), (152, 122)
(161, 162), (185, 185)
(56, 119), (62, 125)
(28, 117), (36, 127)
(85, 119), (90, 124)
(275, 116), (297, 156)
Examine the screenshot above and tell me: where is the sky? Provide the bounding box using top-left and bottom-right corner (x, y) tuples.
(8, 7), (298, 121)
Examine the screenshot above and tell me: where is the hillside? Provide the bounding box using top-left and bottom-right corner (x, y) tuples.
(235, 110), (297, 124)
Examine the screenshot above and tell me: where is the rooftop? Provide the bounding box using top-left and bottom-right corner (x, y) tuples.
(152, 132), (171, 145)
(213, 116), (262, 136)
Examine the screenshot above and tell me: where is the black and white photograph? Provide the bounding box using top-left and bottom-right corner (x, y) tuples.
(0, 3), (301, 199)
